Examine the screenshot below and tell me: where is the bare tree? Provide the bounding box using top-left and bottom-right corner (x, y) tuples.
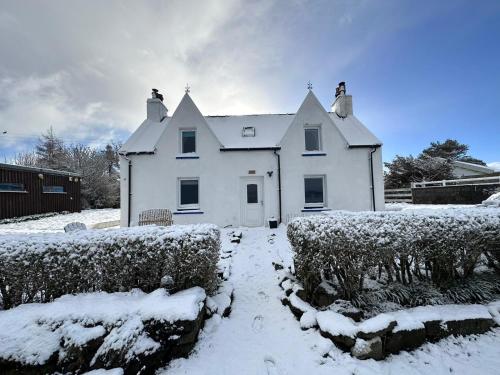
(13, 128), (121, 209)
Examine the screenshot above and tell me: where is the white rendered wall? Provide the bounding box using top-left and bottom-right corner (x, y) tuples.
(452, 166), (490, 178)
(279, 91), (384, 222)
(120, 95), (279, 227)
(120, 93), (385, 227)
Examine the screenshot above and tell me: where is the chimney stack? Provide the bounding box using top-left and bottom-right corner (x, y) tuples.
(147, 88), (168, 122)
(332, 81), (353, 118)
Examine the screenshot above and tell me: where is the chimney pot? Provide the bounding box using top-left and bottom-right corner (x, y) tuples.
(332, 81), (353, 117)
(147, 89), (168, 122)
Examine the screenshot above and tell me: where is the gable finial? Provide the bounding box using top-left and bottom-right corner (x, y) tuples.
(185, 83), (190, 94)
(307, 81), (313, 90)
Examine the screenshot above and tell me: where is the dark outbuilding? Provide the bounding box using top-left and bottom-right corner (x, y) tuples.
(0, 163), (81, 220)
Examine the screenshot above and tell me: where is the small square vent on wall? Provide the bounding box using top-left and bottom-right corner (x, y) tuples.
(242, 126), (255, 137)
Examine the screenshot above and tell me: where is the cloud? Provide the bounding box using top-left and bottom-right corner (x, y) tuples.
(487, 162), (500, 171)
(0, 0), (437, 159)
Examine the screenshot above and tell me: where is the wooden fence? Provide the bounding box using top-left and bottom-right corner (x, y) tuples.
(384, 188), (412, 203)
(411, 175), (500, 188)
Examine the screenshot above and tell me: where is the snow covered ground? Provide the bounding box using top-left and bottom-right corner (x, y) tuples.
(0, 209), (120, 234)
(1, 207), (498, 373)
(385, 202), (476, 211)
(161, 226), (500, 375)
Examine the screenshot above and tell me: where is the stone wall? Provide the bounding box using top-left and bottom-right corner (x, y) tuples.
(412, 183), (500, 204)
(279, 273), (500, 361)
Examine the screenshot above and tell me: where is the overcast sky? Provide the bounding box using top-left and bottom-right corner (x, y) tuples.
(0, 0), (499, 166)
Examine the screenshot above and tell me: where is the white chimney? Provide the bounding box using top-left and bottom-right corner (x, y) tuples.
(147, 89), (168, 122)
(332, 81), (353, 118)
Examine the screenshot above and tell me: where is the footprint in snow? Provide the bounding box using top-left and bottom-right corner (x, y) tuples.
(264, 356), (281, 375)
(258, 291), (269, 301)
(252, 315), (264, 332)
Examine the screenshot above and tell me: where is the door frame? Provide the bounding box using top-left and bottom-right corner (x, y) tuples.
(240, 176), (264, 227)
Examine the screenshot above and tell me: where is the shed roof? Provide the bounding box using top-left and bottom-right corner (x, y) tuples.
(0, 163), (81, 177)
(450, 159), (496, 174)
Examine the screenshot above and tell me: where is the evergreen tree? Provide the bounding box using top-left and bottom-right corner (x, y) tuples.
(35, 127), (68, 170)
(420, 139), (486, 165)
(384, 155), (454, 188)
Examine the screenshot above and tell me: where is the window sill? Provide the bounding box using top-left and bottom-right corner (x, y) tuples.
(176, 154), (199, 159)
(301, 207), (331, 212)
(173, 210), (204, 215)
(0, 190), (28, 193)
(302, 152), (327, 156)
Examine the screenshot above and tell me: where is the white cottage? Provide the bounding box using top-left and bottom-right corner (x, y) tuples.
(119, 82), (384, 227)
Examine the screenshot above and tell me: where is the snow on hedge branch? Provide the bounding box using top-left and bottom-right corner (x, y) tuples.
(287, 208), (500, 301)
(0, 224), (220, 309)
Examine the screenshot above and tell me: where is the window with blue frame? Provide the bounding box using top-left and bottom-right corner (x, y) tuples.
(0, 182), (25, 192)
(43, 185), (65, 193)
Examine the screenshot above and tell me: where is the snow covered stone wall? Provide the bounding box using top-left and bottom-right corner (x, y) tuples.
(0, 287), (206, 373)
(279, 272), (499, 361)
(287, 208), (500, 301)
(0, 224), (220, 309)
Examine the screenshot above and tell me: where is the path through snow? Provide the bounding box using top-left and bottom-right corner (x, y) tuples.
(161, 226), (500, 375)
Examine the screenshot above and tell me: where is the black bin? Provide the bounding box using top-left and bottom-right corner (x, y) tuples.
(268, 218), (278, 229)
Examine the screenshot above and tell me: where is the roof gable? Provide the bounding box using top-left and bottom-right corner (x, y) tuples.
(279, 90), (344, 146)
(161, 93), (221, 149)
(121, 91), (382, 154)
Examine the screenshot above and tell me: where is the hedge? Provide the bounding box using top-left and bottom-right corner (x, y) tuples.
(0, 224), (220, 309)
(287, 208), (500, 301)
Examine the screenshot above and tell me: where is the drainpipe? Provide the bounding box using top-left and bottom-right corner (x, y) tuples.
(121, 154), (132, 226)
(273, 150), (282, 223)
(369, 148), (376, 211)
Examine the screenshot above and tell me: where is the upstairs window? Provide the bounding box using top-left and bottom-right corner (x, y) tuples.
(181, 130), (196, 154)
(179, 178), (199, 209)
(304, 126), (321, 151)
(0, 182), (25, 192)
(304, 176), (325, 208)
(43, 185), (65, 193)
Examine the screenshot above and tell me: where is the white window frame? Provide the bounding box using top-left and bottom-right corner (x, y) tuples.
(242, 126), (256, 137)
(178, 177), (200, 210)
(304, 175), (326, 208)
(179, 129), (197, 154)
(304, 125), (322, 152)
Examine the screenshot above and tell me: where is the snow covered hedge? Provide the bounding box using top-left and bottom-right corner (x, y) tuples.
(287, 209), (500, 301)
(0, 224), (220, 309)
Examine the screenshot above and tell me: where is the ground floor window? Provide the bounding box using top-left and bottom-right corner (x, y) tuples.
(304, 175), (325, 207)
(43, 185), (65, 193)
(178, 178), (199, 209)
(0, 182), (25, 192)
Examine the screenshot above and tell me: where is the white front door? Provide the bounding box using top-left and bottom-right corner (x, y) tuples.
(241, 176), (264, 227)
